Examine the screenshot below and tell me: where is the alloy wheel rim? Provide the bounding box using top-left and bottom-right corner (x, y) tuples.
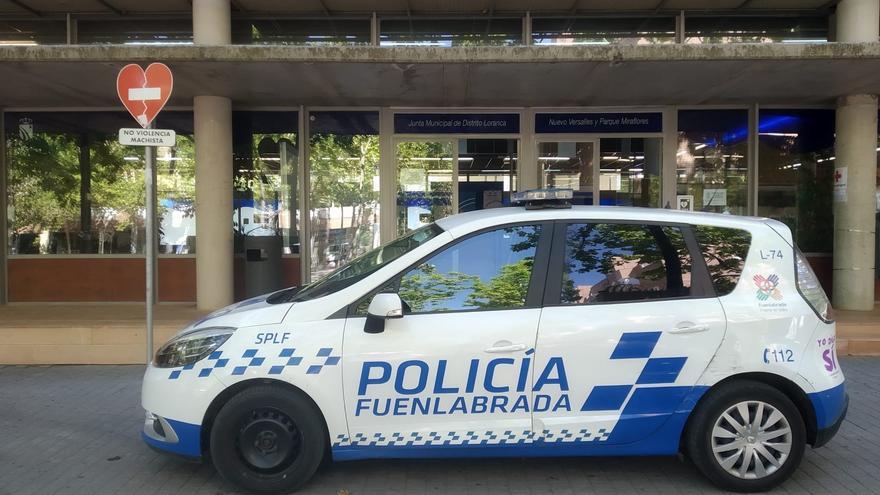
(711, 400), (792, 480)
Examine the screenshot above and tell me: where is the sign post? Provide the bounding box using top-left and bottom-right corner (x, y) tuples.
(116, 63), (174, 364)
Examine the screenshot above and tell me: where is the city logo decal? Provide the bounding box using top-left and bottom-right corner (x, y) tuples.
(753, 273), (783, 301)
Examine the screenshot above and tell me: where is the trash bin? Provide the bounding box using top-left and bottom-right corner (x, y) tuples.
(243, 235), (283, 298)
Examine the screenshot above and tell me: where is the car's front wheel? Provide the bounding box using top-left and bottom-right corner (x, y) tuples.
(210, 384), (326, 494)
(686, 380), (806, 492)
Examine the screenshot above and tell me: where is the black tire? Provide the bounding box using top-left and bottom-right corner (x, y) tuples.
(686, 380), (806, 493)
(209, 385), (326, 494)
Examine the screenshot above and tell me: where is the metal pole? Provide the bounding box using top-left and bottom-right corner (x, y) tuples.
(145, 124), (156, 364)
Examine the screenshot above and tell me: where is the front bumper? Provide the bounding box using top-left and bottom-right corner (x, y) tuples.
(142, 411), (203, 459)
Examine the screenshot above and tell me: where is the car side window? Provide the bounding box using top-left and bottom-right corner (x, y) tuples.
(693, 225), (751, 296)
(559, 223), (692, 304)
(368, 225), (542, 314)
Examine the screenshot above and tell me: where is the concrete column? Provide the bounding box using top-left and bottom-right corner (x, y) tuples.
(833, 95), (877, 310)
(378, 108), (396, 245)
(193, 0), (231, 45)
(836, 0), (879, 42)
(832, 0), (878, 310)
(193, 0), (233, 309)
(194, 96), (234, 310)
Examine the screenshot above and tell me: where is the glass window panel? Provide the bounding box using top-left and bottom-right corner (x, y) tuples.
(559, 223), (691, 304)
(685, 16), (828, 44)
(232, 19), (370, 45)
(538, 141), (595, 205)
(308, 111), (380, 280)
(5, 112), (195, 255)
(532, 17), (676, 45)
(380, 18), (522, 46)
(76, 19), (193, 44)
(693, 225), (751, 297)
(232, 111), (299, 255)
(398, 225), (540, 313)
(757, 109), (835, 253)
(599, 138), (662, 207)
(396, 141), (454, 236)
(677, 109), (749, 215)
(0, 19), (66, 45)
(876, 133), (880, 284)
(457, 139), (517, 212)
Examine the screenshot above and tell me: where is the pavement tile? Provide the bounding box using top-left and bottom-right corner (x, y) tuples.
(0, 358), (875, 494)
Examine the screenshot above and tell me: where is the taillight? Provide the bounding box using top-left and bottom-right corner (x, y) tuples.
(795, 249), (834, 323)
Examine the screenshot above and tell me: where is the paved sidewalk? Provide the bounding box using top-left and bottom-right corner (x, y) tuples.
(0, 358), (877, 495)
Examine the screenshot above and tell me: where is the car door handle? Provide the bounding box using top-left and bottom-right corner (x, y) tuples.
(485, 342), (528, 353)
(670, 322), (710, 334)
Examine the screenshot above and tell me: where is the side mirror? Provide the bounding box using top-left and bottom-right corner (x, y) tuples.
(364, 293), (403, 334)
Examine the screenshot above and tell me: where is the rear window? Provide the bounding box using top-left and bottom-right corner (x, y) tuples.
(693, 225), (751, 296)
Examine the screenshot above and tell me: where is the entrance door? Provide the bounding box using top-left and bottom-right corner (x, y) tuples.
(395, 140), (456, 236)
(536, 140), (599, 205)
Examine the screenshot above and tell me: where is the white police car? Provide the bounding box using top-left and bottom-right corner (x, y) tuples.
(142, 189), (846, 493)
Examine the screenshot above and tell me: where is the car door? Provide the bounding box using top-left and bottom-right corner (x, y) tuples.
(339, 222), (551, 454)
(532, 221), (726, 449)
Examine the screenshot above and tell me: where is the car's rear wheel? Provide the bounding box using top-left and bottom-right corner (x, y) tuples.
(686, 380), (806, 492)
(210, 385), (325, 494)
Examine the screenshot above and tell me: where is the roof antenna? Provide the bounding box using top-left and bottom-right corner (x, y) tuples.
(664, 201), (672, 209)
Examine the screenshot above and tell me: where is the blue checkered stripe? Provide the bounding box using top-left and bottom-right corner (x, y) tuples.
(332, 427), (610, 448)
(167, 347), (340, 380)
(580, 331), (687, 412)
(168, 351), (229, 379)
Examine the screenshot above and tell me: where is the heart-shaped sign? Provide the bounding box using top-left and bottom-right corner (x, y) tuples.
(116, 63), (173, 128)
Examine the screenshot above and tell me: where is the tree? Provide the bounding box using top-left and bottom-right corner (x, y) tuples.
(6, 133), (80, 253)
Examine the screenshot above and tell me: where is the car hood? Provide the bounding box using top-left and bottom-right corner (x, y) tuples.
(181, 293), (293, 335)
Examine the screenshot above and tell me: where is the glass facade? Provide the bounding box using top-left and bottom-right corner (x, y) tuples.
(757, 109), (835, 253)
(380, 18), (522, 46)
(684, 16), (828, 44)
(677, 109), (749, 215)
(599, 138), (662, 207)
(0, 106), (859, 302)
(232, 19), (370, 45)
(0, 19), (66, 45)
(532, 17), (676, 45)
(5, 111), (194, 255)
(396, 140), (454, 235)
(231, 111), (299, 255)
(1, 13), (838, 47)
(308, 111), (380, 280)
(458, 139), (518, 212)
(538, 141), (595, 206)
(76, 19), (193, 44)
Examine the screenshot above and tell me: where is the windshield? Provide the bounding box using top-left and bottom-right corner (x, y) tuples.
(290, 223), (444, 302)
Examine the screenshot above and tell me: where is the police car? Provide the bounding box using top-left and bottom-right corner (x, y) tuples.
(142, 189), (846, 493)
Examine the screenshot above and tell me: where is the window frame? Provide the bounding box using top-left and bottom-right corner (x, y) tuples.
(346, 220), (554, 317)
(542, 219), (716, 307)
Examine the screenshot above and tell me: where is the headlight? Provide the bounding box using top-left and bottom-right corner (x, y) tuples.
(154, 327), (235, 368)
